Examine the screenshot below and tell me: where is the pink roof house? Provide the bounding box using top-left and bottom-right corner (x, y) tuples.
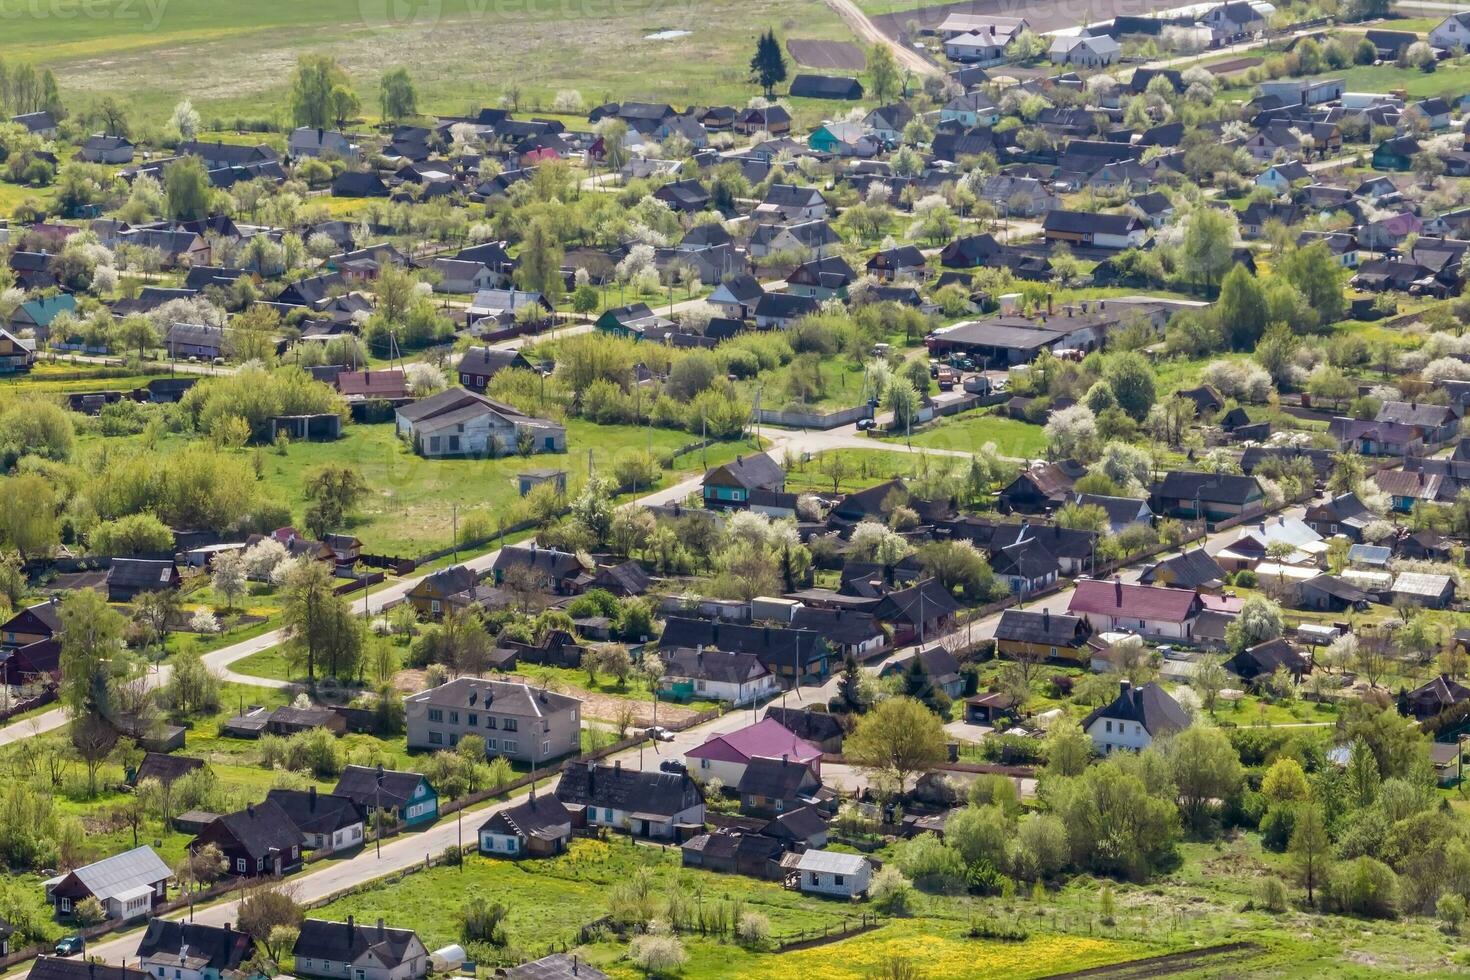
(685, 717), (822, 787)
(1068, 579), (1203, 641)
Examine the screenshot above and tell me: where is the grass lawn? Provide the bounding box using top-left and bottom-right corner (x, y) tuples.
(24, 0), (858, 128)
(308, 836), (1159, 978)
(783, 447), (930, 494)
(893, 410), (1049, 460)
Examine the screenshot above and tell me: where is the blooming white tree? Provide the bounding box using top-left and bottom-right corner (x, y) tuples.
(242, 538), (289, 581)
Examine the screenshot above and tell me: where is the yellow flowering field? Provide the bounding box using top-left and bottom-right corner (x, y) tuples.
(744, 923), (1156, 980)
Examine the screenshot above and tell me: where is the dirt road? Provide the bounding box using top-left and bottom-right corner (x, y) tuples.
(822, 0), (942, 78)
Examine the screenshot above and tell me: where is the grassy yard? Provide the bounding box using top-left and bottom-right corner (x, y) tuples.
(23, 0), (858, 127)
(308, 836), (1160, 978)
(783, 447), (929, 494)
(893, 410), (1049, 460)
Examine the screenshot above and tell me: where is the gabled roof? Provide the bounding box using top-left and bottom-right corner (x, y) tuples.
(266, 788), (364, 836)
(27, 960), (149, 980)
(333, 765), (433, 811)
(1043, 209), (1143, 236)
(61, 845), (171, 902)
(478, 793), (572, 841)
(1139, 549), (1225, 589)
(504, 954), (610, 980)
(763, 706), (844, 744)
(663, 647), (768, 684)
(555, 760), (702, 817)
(1156, 471), (1262, 505)
(293, 919), (423, 968)
(1069, 580), (1201, 623)
(994, 609), (1091, 646)
(1082, 680), (1188, 736)
(406, 677), (581, 717)
(136, 920), (254, 973)
(206, 801), (305, 860)
(134, 752), (205, 786)
(687, 717), (822, 767)
(704, 451), (784, 490)
(492, 542), (584, 579)
(737, 756), (819, 799)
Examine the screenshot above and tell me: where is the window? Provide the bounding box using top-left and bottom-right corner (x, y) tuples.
(429, 732), (443, 745)
(468, 713), (478, 727)
(60, 897), (70, 912)
(236, 858), (247, 873)
(835, 874), (845, 886)
(486, 716), (498, 729)
(1050, 646), (1058, 657)
(604, 808), (614, 821)
(701, 758), (710, 769)
(430, 599), (441, 614)
(450, 733), (459, 747)
(486, 738), (498, 750)
(504, 718), (518, 732)
(503, 740), (517, 753)
(1105, 720), (1113, 733)
(428, 709), (443, 722)
(450, 711), (459, 725)
(448, 435), (460, 453)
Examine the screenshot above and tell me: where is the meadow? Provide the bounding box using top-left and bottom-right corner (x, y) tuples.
(21, 0), (860, 126)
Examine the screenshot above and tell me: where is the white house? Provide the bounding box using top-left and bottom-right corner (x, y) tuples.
(1067, 580), (1203, 641)
(1256, 161), (1310, 194)
(44, 845), (171, 921)
(944, 30), (1007, 64)
(660, 648), (779, 706)
(430, 258), (505, 294)
(1049, 34), (1120, 67)
(555, 760), (705, 840)
(685, 717), (823, 788)
(794, 849), (872, 898)
(137, 920), (254, 980)
(395, 387), (565, 458)
(1430, 12), (1470, 50)
(940, 92), (1000, 128)
(289, 127), (361, 160)
(292, 918), (428, 980)
(1082, 680), (1190, 754)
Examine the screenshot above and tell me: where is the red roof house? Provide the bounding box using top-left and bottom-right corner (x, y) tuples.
(1068, 579), (1203, 641)
(336, 369), (409, 400)
(685, 717), (822, 788)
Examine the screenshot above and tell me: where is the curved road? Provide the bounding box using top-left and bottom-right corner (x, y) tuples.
(822, 0), (942, 78)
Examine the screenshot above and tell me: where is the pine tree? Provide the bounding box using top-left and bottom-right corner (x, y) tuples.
(750, 29), (788, 98)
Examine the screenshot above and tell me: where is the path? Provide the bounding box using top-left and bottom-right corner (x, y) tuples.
(822, 0), (942, 78)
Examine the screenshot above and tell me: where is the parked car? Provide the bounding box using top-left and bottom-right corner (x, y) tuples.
(856, 418), (876, 431)
(646, 726), (675, 742)
(55, 937), (85, 957)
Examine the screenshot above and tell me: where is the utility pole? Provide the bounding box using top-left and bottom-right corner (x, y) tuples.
(452, 503), (458, 564)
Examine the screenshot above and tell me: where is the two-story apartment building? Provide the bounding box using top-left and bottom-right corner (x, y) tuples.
(405, 678), (582, 765)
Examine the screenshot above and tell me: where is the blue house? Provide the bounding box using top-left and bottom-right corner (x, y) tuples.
(10, 293), (76, 343)
(701, 452), (785, 509)
(333, 765), (438, 828)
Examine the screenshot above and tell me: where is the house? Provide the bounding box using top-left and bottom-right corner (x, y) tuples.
(749, 218), (839, 259)
(734, 104), (792, 135)
(1049, 33), (1120, 66)
(130, 752), (205, 786)
(1405, 674), (1470, 720)
(334, 766), (438, 828)
(793, 849), (871, 898)
(1, 598), (61, 647)
(706, 275), (763, 321)
(864, 103), (914, 142)
(807, 122), (877, 157)
(880, 644), (965, 700)
(702, 452), (784, 509)
(79, 134), (135, 164)
(0, 328), (34, 374)
(1225, 638), (1312, 685)
(191, 801), (305, 877)
(1139, 549), (1226, 591)
(593, 303), (672, 340)
(292, 918), (428, 980)
(998, 460), (1086, 513)
(1297, 575), (1373, 613)
(135, 920), (254, 980)
(289, 127), (360, 160)
(1068, 579), (1203, 640)
(332, 171), (389, 197)
(686, 717), (822, 787)
(1304, 493), (1374, 541)
(556, 759), (704, 839)
(1392, 571), (1456, 609)
(477, 792), (573, 858)
(45, 845), (170, 920)
(1071, 493), (1153, 534)
(652, 179), (712, 213)
(1152, 472), (1264, 522)
(939, 92), (1000, 128)
(757, 184), (829, 224)
(11, 110), (58, 136)
(786, 256), (855, 299)
(659, 617), (831, 680)
(789, 75), (864, 100)
(1083, 680), (1189, 754)
(405, 565), (478, 620)
(265, 704), (346, 737)
(1215, 517), (1325, 571)
(681, 830), (787, 878)
(1042, 210), (1146, 250)
(164, 322), (226, 360)
(990, 538), (1061, 596)
(738, 756), (823, 816)
(177, 140), (278, 170)
(488, 542), (584, 595)
(106, 559), (181, 602)
(405, 677), (582, 763)
(395, 387), (565, 457)
(762, 805), (830, 849)
(944, 30), (1008, 63)
(789, 606), (886, 661)
(1374, 136), (1421, 171)
(1430, 12), (1470, 49)
(457, 347), (533, 391)
(265, 787), (365, 854)
(763, 707), (845, 753)
(29, 962), (149, 980)
(430, 258), (504, 294)
(993, 608), (1094, 664)
(660, 648), (778, 706)
(1201, 0), (1265, 36)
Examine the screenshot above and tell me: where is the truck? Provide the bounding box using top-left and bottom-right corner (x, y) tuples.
(937, 367), (958, 391)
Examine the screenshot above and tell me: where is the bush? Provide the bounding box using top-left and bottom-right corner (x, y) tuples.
(966, 913), (1028, 941)
(1254, 876), (1289, 914)
(893, 833), (966, 893)
(461, 897), (508, 946)
(735, 910), (770, 945)
(869, 866), (916, 916)
(1325, 856), (1399, 919)
(1259, 804), (1295, 852)
(629, 925), (687, 974)
(282, 727), (344, 778)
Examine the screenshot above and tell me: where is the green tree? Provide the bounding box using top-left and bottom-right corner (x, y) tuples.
(845, 696), (947, 793)
(377, 67), (417, 123)
(116, 314), (157, 360)
(57, 589), (128, 717)
(1278, 242), (1347, 325)
(0, 473), (59, 561)
(749, 29), (788, 98)
(1163, 726), (1243, 835)
(515, 216), (564, 306)
(868, 43), (901, 103)
(303, 464), (369, 539)
(288, 55), (353, 129)
(1289, 803), (1331, 907)
(1216, 265), (1268, 350)
(280, 559), (362, 683)
(164, 155), (211, 222)
(1181, 206), (1235, 291)
(1104, 352), (1156, 422)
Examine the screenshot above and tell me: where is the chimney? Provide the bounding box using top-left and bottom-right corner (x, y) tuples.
(614, 760), (621, 774)
(309, 785), (317, 808)
(1043, 608), (1050, 630)
(1114, 577), (1123, 605)
(1120, 679), (1132, 699)
(377, 919), (385, 939)
(347, 915), (355, 931)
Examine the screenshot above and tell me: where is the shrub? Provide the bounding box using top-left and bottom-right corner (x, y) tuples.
(893, 833), (966, 893)
(628, 923), (686, 974)
(282, 727), (344, 778)
(461, 897), (508, 946)
(735, 910), (769, 945)
(966, 914), (1028, 941)
(1255, 876), (1289, 914)
(1325, 856), (1399, 919)
(869, 866), (916, 916)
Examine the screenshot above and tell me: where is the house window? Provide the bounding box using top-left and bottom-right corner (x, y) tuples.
(504, 718), (518, 732)
(487, 738), (497, 750)
(431, 599), (441, 614)
(834, 875), (845, 886)
(450, 733), (459, 747)
(450, 711), (459, 724)
(236, 858), (247, 873)
(700, 758), (710, 769)
(486, 716), (498, 729)
(429, 732), (443, 745)
(604, 808), (614, 821)
(503, 740), (517, 753)
(60, 897), (70, 912)
(1105, 720), (1113, 733)
(429, 436), (441, 453)
(428, 709), (443, 722)
(448, 435), (460, 453)
(1050, 647), (1058, 657)
(468, 713), (478, 727)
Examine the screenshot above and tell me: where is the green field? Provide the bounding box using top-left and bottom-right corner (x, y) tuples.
(25, 0), (858, 126)
(892, 410), (1049, 460)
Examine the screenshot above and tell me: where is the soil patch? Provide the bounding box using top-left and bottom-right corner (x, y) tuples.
(787, 38), (867, 70)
